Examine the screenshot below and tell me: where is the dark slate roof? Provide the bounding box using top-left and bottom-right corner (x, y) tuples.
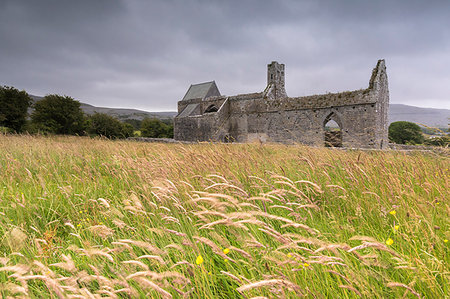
(178, 103), (200, 117)
(182, 81), (221, 101)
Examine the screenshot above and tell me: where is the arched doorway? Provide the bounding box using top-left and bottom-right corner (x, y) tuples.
(324, 113), (342, 147)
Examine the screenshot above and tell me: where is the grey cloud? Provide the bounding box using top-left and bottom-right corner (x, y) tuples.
(0, 0), (449, 110)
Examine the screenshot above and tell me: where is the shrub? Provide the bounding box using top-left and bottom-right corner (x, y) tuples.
(141, 118), (173, 138)
(120, 122), (135, 138)
(123, 119), (142, 131)
(0, 126), (13, 134)
(424, 135), (449, 147)
(87, 113), (134, 139)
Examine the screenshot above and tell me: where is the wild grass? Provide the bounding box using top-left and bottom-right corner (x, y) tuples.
(0, 135), (448, 298)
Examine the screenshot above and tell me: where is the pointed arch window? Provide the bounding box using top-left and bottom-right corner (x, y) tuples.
(324, 113), (342, 147)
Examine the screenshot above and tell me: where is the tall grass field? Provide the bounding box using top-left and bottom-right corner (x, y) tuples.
(0, 135), (448, 298)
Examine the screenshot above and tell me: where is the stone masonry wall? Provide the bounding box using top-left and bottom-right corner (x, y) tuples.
(228, 97), (379, 147)
(174, 97), (229, 141)
(174, 60), (389, 149)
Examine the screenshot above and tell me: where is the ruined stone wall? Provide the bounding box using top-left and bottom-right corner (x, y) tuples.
(174, 60), (389, 148)
(266, 61), (287, 99)
(174, 113), (218, 141)
(228, 96), (379, 147)
(176, 97), (227, 116)
(371, 61), (390, 148)
(174, 97), (229, 141)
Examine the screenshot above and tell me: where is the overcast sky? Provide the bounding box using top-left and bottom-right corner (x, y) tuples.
(1, 0), (449, 111)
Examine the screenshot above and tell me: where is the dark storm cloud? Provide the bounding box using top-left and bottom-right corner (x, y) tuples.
(0, 0), (449, 110)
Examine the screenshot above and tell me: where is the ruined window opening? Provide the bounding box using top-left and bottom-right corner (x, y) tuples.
(324, 119), (342, 147)
(271, 74), (273, 80)
(204, 104), (219, 113)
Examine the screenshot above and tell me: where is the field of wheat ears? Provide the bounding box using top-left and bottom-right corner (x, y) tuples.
(0, 135), (448, 298)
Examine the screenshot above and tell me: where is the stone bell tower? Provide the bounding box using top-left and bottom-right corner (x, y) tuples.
(265, 61), (287, 99)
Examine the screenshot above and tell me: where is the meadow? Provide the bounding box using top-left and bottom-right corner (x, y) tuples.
(0, 135), (448, 298)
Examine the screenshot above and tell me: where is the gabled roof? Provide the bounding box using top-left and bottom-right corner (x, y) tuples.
(182, 81), (221, 101)
(178, 103), (200, 117)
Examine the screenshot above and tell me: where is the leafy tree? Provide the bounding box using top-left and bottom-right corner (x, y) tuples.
(123, 119), (142, 131)
(121, 122), (135, 138)
(31, 94), (85, 135)
(0, 86), (32, 132)
(388, 121), (424, 145)
(87, 113), (134, 139)
(87, 113), (121, 138)
(161, 119), (174, 138)
(141, 118), (173, 138)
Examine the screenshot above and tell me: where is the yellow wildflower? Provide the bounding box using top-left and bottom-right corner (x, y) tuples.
(223, 248), (230, 255)
(208, 271), (212, 275)
(444, 239), (448, 243)
(386, 238), (394, 246)
(196, 255), (203, 265)
(287, 253), (292, 258)
(303, 263), (309, 267)
(224, 259), (228, 263)
(389, 210), (396, 215)
(394, 225), (399, 230)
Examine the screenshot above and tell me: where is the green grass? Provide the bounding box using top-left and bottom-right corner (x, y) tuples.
(0, 135), (448, 298)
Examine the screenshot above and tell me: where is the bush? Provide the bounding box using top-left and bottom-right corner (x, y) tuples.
(87, 113), (134, 139)
(388, 121), (424, 145)
(0, 126), (13, 134)
(424, 135), (449, 147)
(123, 119), (142, 131)
(0, 86), (32, 132)
(121, 122), (135, 138)
(31, 94), (86, 135)
(141, 118), (173, 138)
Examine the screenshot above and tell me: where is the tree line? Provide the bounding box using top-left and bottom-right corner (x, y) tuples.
(0, 85), (173, 139)
(2, 85), (447, 146)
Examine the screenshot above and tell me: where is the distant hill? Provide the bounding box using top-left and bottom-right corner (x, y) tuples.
(388, 104), (449, 129)
(29, 95), (448, 128)
(29, 95), (176, 121)
(78, 102), (176, 121)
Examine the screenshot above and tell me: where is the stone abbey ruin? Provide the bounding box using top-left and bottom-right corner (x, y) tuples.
(174, 60), (389, 148)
